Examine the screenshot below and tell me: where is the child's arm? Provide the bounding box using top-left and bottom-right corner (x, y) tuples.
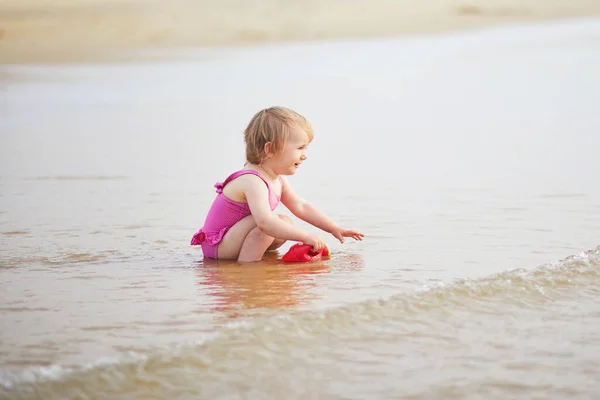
(241, 175), (326, 250)
(280, 177), (364, 244)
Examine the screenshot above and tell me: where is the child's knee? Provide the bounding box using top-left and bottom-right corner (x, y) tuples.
(277, 214), (293, 225)
(247, 214), (290, 243)
(246, 227), (276, 248)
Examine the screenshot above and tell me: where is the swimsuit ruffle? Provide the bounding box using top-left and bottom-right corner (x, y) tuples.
(190, 227), (229, 246)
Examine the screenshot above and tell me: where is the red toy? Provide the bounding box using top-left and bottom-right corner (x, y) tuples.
(281, 243), (330, 263)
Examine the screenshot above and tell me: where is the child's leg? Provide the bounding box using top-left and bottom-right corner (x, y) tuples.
(217, 214), (292, 262)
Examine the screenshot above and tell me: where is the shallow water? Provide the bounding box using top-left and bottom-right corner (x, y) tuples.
(1, 18), (599, 400)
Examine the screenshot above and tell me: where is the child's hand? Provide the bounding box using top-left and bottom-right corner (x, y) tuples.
(330, 226), (365, 244)
(302, 235), (327, 252)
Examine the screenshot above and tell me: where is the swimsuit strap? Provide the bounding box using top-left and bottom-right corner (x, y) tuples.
(220, 170), (274, 194)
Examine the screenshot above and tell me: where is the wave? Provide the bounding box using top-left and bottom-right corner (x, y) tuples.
(0, 251), (121, 269)
(2, 245), (598, 399)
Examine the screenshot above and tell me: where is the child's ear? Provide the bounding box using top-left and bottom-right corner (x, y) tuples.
(264, 142), (273, 158)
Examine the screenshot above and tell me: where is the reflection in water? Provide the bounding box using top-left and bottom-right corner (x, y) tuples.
(196, 250), (365, 319)
(196, 251), (329, 318)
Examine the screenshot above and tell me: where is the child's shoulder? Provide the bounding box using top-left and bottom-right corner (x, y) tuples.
(223, 170), (267, 191)
(219, 171), (266, 203)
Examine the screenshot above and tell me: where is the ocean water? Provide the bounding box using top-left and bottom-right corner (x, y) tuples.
(1, 18), (599, 399)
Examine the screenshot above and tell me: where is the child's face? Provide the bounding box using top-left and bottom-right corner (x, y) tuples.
(273, 127), (310, 175)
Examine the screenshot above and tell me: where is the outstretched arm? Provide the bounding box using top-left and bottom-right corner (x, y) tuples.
(280, 177), (364, 244)
(242, 175), (326, 250)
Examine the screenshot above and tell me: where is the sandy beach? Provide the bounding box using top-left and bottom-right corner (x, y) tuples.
(1, 0), (600, 63)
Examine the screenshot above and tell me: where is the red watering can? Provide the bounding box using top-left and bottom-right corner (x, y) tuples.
(281, 243), (330, 263)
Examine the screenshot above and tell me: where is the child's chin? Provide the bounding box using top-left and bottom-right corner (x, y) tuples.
(278, 165), (298, 175)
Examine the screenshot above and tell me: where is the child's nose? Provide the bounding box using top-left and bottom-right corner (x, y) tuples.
(301, 154), (307, 160)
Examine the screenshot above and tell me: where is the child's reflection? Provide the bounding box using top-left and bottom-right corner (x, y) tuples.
(196, 251), (332, 319)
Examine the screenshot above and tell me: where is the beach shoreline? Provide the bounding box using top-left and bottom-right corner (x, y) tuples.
(1, 0), (600, 64)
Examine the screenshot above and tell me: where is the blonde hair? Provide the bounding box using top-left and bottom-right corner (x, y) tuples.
(244, 106), (314, 165)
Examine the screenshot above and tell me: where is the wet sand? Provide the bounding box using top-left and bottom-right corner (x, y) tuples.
(2, 0), (600, 64)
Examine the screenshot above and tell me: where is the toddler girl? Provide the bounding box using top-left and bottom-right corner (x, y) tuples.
(191, 106), (364, 262)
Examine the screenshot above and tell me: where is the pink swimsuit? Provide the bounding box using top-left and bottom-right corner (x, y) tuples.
(190, 170), (282, 259)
